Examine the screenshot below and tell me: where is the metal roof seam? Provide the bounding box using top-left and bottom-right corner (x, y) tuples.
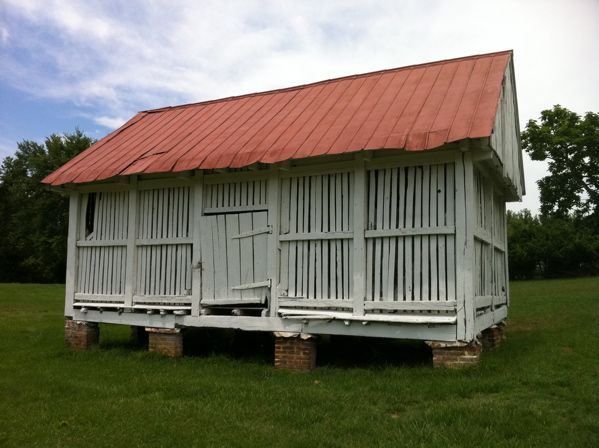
(194, 90), (283, 169)
(213, 89), (302, 168)
(395, 62), (446, 151)
(380, 67), (429, 149)
(320, 73), (386, 156)
(304, 75), (373, 158)
(230, 88), (307, 168)
(443, 59), (478, 144)
(465, 55), (497, 139)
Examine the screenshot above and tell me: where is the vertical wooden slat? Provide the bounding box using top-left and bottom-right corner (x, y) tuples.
(374, 169), (384, 300)
(239, 212), (255, 300)
(267, 172), (280, 314)
(200, 214), (214, 302)
(393, 169), (402, 301)
(456, 150), (475, 340)
(352, 156), (366, 315)
(226, 213), (242, 300)
(331, 175), (340, 299)
(301, 177), (310, 297)
(279, 177), (290, 298)
(446, 163), (456, 302)
(314, 175), (322, 299)
(429, 165), (438, 300)
(253, 211), (269, 301)
(322, 175), (329, 298)
(385, 169), (396, 300)
(124, 177), (138, 307)
(405, 167), (414, 300)
(366, 171), (375, 300)
(288, 178), (298, 297)
(64, 193), (79, 316)
(414, 167), (422, 301)
(421, 166), (430, 301)
(214, 214), (228, 298)
(438, 165), (447, 300)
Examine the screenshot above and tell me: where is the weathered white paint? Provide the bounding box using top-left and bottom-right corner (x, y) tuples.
(65, 143), (515, 342)
(489, 59), (525, 199)
(65, 192), (80, 316)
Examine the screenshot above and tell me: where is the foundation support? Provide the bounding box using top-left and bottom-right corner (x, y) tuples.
(64, 318), (99, 350)
(146, 327), (183, 358)
(426, 340), (481, 368)
(480, 322), (506, 351)
(274, 332), (316, 372)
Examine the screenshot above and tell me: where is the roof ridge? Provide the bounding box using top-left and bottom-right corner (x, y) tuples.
(141, 50), (513, 114)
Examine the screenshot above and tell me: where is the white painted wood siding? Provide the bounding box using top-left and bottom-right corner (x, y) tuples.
(203, 178), (268, 213)
(278, 172), (354, 304)
(76, 191), (128, 298)
(200, 210), (270, 304)
(489, 60), (524, 198)
(473, 168), (508, 308)
(135, 187), (192, 301)
(365, 163), (456, 305)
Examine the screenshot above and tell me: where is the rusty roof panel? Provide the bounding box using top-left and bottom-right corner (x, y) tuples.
(43, 50), (513, 185)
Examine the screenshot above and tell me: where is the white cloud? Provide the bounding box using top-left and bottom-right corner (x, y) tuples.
(94, 115), (127, 129)
(0, 25), (8, 45)
(1, 0), (598, 212)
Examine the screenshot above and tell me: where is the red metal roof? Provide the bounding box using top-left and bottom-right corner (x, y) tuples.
(43, 50), (512, 185)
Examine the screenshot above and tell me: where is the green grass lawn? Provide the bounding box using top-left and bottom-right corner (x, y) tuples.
(0, 279), (598, 447)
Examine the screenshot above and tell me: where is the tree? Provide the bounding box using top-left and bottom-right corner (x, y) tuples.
(0, 131), (93, 283)
(521, 105), (599, 219)
(507, 210), (599, 280)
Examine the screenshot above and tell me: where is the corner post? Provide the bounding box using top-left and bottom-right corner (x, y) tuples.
(64, 192), (80, 316)
(455, 147), (476, 341)
(124, 176), (138, 308)
(267, 169), (281, 317)
(352, 154), (367, 316)
(191, 171), (203, 317)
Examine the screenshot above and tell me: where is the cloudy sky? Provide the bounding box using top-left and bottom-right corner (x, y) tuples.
(1, 0), (597, 212)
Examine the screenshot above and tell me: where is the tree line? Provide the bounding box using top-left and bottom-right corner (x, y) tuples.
(0, 106), (597, 283)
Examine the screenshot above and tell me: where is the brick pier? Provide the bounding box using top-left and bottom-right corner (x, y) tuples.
(426, 340), (482, 368)
(64, 318), (99, 350)
(480, 322), (506, 350)
(146, 327), (183, 357)
(274, 333), (316, 372)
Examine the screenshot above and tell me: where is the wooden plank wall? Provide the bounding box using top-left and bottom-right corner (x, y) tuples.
(473, 168), (508, 309)
(364, 163), (456, 306)
(200, 210), (270, 303)
(489, 62), (523, 197)
(278, 172), (354, 303)
(203, 178), (268, 213)
(76, 191), (128, 298)
(135, 187), (192, 301)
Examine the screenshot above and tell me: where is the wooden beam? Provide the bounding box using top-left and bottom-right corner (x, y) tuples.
(462, 152), (476, 340)
(135, 237), (193, 246)
(278, 231), (353, 241)
(352, 155), (367, 316)
(191, 173), (203, 316)
(267, 171), (281, 317)
(124, 176), (138, 308)
(455, 152), (467, 340)
(64, 192), (80, 317)
(365, 226), (455, 238)
(278, 299), (353, 309)
(364, 300), (457, 311)
(278, 308), (457, 324)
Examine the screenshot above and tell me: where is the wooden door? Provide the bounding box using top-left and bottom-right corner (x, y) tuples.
(200, 211), (270, 305)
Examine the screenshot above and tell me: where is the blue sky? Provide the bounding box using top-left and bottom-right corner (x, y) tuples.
(1, 0), (598, 212)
